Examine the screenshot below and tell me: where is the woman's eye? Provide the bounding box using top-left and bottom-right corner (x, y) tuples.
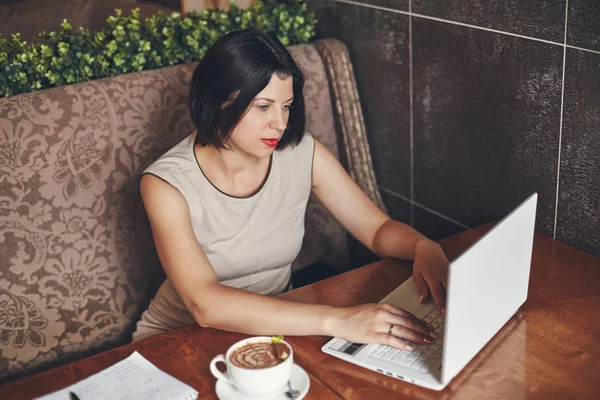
(283, 105), (292, 111)
(257, 105), (269, 111)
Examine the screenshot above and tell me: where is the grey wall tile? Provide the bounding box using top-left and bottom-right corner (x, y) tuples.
(567, 0), (600, 51)
(412, 18), (562, 236)
(413, 207), (467, 242)
(306, 0), (341, 39)
(381, 189), (411, 223)
(413, 0), (566, 43)
(344, 0), (408, 11)
(380, 189), (466, 242)
(311, 1), (412, 197)
(556, 49), (600, 258)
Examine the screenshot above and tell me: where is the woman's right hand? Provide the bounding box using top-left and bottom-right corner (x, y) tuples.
(328, 303), (437, 351)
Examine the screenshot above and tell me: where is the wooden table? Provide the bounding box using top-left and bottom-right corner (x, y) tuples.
(1, 224), (599, 399)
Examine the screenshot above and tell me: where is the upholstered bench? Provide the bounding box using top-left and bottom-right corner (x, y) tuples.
(0, 38), (386, 384)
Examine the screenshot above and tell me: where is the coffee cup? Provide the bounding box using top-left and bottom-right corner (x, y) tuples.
(209, 336), (293, 397)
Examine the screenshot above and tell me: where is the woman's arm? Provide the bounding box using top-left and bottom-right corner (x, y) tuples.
(311, 139), (449, 311)
(141, 174), (435, 348)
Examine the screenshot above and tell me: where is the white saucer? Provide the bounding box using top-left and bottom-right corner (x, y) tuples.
(215, 363), (310, 400)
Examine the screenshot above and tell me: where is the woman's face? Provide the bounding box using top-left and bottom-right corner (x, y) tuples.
(226, 73), (294, 160)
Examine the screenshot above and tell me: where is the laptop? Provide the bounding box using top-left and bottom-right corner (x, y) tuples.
(322, 193), (538, 391)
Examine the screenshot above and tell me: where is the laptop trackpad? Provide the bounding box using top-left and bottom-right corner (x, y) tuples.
(380, 279), (436, 319)
(385, 297), (433, 319)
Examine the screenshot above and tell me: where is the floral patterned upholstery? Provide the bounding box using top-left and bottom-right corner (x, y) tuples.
(0, 39), (383, 383)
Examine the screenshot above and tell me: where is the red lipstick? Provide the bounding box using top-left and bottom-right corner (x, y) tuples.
(261, 138), (279, 148)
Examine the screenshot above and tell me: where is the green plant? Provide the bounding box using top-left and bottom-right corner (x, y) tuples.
(233, 0), (316, 45)
(0, 0), (317, 98)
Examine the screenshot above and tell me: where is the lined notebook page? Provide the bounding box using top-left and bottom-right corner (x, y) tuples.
(36, 351), (198, 400)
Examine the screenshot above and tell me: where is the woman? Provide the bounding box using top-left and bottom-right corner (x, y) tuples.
(132, 29), (449, 349)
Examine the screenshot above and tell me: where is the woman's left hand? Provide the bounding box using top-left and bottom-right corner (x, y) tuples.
(412, 240), (450, 315)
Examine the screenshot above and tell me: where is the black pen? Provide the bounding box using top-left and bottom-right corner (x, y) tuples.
(69, 391), (81, 400)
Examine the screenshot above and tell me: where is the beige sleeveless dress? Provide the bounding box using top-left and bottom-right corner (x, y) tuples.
(131, 132), (315, 341)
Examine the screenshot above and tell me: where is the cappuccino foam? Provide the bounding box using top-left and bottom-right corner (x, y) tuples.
(230, 342), (285, 369)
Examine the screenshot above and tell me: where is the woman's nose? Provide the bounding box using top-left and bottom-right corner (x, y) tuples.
(270, 109), (287, 132)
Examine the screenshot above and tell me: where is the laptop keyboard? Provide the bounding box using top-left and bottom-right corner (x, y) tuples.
(370, 308), (445, 372)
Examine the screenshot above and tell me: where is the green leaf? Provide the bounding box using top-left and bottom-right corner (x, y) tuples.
(0, 1), (317, 98)
(271, 335), (284, 344)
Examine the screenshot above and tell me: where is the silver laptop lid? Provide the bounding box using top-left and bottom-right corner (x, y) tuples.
(441, 193), (537, 384)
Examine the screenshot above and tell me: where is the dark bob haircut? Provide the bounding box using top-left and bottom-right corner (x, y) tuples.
(189, 29), (306, 150)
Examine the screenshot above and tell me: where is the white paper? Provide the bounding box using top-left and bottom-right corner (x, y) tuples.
(35, 351), (198, 400)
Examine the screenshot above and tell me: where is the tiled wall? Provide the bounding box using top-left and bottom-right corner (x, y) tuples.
(307, 0), (600, 258)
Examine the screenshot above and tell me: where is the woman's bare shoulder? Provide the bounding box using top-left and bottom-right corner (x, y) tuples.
(140, 173), (189, 217)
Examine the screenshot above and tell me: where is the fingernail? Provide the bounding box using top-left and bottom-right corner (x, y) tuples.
(442, 308), (446, 316)
(423, 337), (432, 343)
(405, 345), (413, 351)
(430, 331), (438, 338)
(419, 294), (425, 303)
